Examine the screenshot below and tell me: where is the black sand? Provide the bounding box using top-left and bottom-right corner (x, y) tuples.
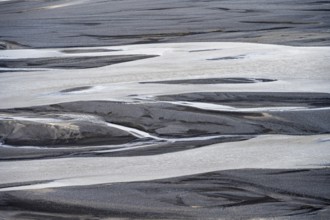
(60, 86), (92, 93)
(157, 92), (330, 108)
(1, 169), (329, 219)
(0, 55), (157, 70)
(0, 0), (330, 48)
(1, 92), (329, 161)
(1, 0), (330, 219)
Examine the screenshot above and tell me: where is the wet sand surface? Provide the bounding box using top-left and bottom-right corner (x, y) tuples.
(1, 169), (329, 219)
(0, 54), (157, 70)
(0, 0), (330, 48)
(0, 0), (330, 219)
(1, 92), (329, 160)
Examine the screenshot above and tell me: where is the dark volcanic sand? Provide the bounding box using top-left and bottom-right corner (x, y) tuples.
(1, 169), (329, 219)
(0, 0), (330, 219)
(0, 0), (330, 48)
(60, 86), (93, 93)
(0, 55), (158, 70)
(157, 92), (330, 108)
(61, 48), (121, 54)
(1, 92), (329, 160)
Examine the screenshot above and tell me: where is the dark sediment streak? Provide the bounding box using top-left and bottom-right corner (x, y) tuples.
(0, 180), (52, 190)
(0, 70), (41, 73)
(60, 86), (92, 93)
(189, 48), (222, 52)
(157, 92), (330, 108)
(207, 55), (246, 60)
(1, 169), (329, 219)
(61, 48), (121, 54)
(140, 77), (276, 84)
(0, 55), (158, 69)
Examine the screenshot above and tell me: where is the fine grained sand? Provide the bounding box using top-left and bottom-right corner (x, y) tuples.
(0, 0), (330, 219)
(1, 0), (330, 48)
(1, 169), (329, 219)
(0, 44), (329, 220)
